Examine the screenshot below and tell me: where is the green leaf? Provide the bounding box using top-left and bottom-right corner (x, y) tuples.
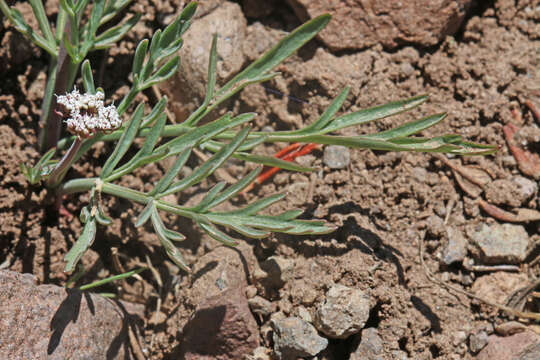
(93, 13), (141, 49)
(63, 35), (78, 61)
(164, 228), (186, 242)
(150, 206), (189, 271)
(184, 34), (218, 125)
(87, 0), (105, 39)
(161, 127), (251, 196)
(160, 113), (255, 156)
(217, 14), (331, 97)
(142, 97), (167, 128)
(29, 0), (55, 44)
(132, 39), (149, 76)
(274, 209), (304, 221)
(107, 149), (168, 182)
(79, 267), (145, 290)
(95, 204), (112, 225)
(101, 103), (145, 178)
(58, 0), (75, 17)
(101, 0), (133, 25)
(198, 221), (238, 246)
(320, 95), (428, 134)
(189, 181), (227, 212)
(301, 87), (349, 133)
(369, 113), (447, 140)
(65, 218), (97, 272)
(73, 0), (91, 15)
(200, 167), (262, 212)
(176, 2), (197, 36)
(223, 222), (270, 238)
(150, 148), (192, 196)
(135, 200), (154, 227)
(81, 59), (95, 94)
(228, 193), (286, 216)
(141, 56), (180, 89)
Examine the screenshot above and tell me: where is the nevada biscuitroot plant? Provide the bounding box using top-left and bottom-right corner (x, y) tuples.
(3, 1), (495, 281)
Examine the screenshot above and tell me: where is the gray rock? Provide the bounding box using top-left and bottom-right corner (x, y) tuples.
(441, 227), (468, 265)
(271, 317), (328, 359)
(314, 284), (371, 339)
(470, 223), (529, 265)
(0, 270), (140, 360)
(349, 328), (384, 360)
(484, 176), (538, 207)
(323, 145), (350, 169)
(248, 295), (274, 317)
(181, 286), (259, 359)
(470, 331), (489, 353)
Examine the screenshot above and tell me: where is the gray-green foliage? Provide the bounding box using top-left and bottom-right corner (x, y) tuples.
(8, 2), (495, 273)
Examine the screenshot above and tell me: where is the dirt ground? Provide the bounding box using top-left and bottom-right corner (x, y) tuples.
(1, 0), (539, 359)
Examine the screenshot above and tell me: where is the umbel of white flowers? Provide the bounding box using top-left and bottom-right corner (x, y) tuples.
(56, 89), (121, 139)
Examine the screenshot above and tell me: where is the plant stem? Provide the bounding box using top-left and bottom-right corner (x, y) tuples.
(46, 137), (83, 188)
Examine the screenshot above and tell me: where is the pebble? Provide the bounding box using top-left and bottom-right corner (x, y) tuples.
(470, 331), (489, 353)
(349, 328), (384, 360)
(441, 227), (468, 265)
(484, 176), (537, 207)
(271, 317), (328, 359)
(314, 284), (371, 339)
(477, 332), (540, 360)
(495, 321), (527, 336)
(323, 145), (350, 169)
(470, 223), (529, 264)
(248, 296), (274, 317)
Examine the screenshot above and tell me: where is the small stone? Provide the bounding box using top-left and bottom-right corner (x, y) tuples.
(349, 328), (384, 360)
(470, 331), (489, 353)
(495, 321), (527, 336)
(246, 285), (258, 299)
(248, 296), (274, 317)
(441, 227), (468, 265)
(249, 346), (272, 360)
(470, 223), (529, 264)
(453, 331), (468, 346)
(314, 284), (371, 339)
(484, 177), (538, 207)
(271, 317), (328, 359)
(323, 145), (350, 169)
(259, 256), (295, 289)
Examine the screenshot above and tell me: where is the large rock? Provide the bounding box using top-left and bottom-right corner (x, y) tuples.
(180, 286), (259, 360)
(160, 1), (247, 121)
(0, 270), (141, 360)
(286, 0), (474, 50)
(477, 331), (540, 360)
(314, 284), (371, 339)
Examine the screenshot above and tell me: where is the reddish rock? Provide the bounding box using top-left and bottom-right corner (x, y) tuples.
(286, 0), (474, 50)
(0, 270), (141, 360)
(477, 331), (540, 360)
(180, 286), (259, 360)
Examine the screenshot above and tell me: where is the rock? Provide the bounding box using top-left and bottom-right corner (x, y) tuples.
(470, 331), (489, 353)
(469, 223), (529, 264)
(189, 242), (258, 306)
(477, 331), (540, 360)
(160, 1), (247, 121)
(441, 227), (468, 265)
(495, 321), (528, 336)
(259, 256), (295, 289)
(314, 284), (371, 339)
(286, 0), (474, 50)
(180, 286), (259, 359)
(484, 176), (538, 207)
(248, 296), (275, 317)
(349, 327), (384, 360)
(323, 145), (350, 169)
(249, 346), (272, 360)
(271, 317), (328, 359)
(471, 272), (529, 306)
(0, 270), (140, 360)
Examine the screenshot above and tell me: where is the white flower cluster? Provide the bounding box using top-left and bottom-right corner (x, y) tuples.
(56, 89), (121, 138)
